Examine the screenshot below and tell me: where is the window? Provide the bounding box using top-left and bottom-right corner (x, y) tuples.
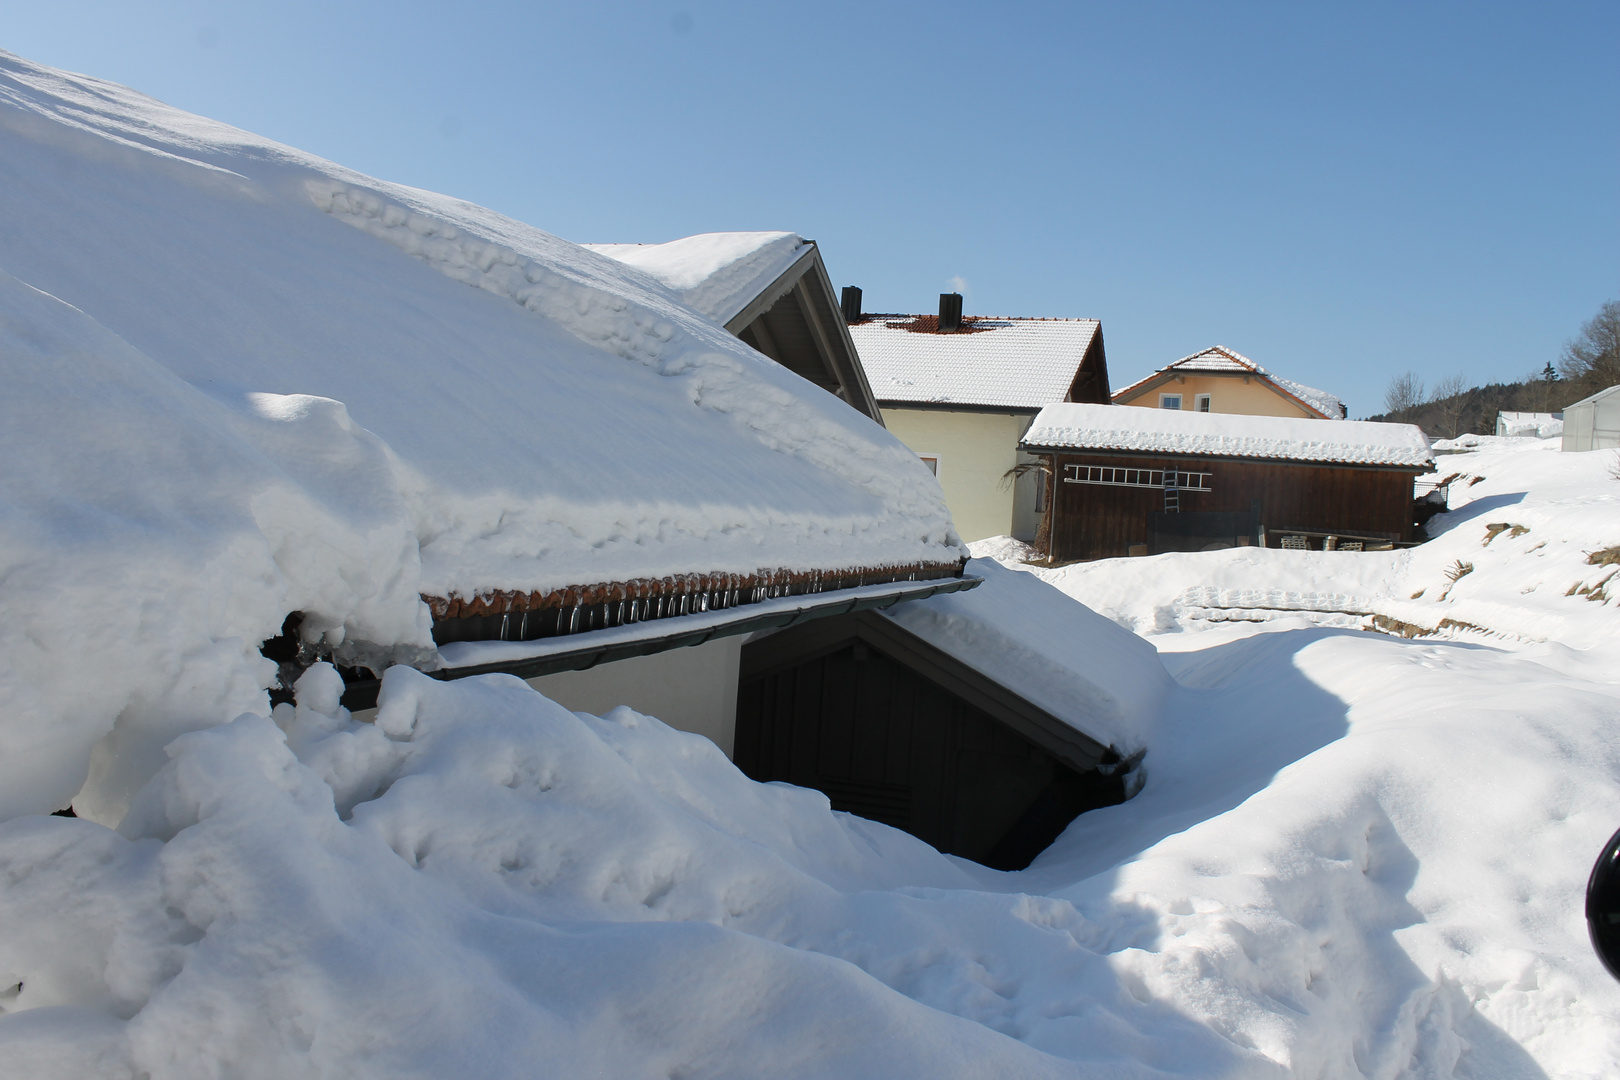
(1159, 393), (1182, 410)
(916, 454), (939, 476)
(1195, 394), (1211, 412)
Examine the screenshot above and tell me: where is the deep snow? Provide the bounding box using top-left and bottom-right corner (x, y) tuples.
(0, 51), (958, 820)
(4, 440), (1617, 1077)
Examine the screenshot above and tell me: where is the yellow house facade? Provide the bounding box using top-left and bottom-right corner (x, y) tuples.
(880, 408), (1043, 544)
(1113, 345), (1345, 421)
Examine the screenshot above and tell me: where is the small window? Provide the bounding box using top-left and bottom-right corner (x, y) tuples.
(916, 454), (939, 476)
(1195, 394), (1211, 412)
(1159, 394), (1182, 410)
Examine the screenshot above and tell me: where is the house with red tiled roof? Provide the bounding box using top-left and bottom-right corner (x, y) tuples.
(1113, 345), (1346, 421)
(845, 290), (1110, 543)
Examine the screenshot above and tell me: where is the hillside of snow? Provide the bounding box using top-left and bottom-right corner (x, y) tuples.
(0, 51), (959, 821)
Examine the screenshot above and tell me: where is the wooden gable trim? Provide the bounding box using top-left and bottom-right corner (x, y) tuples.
(741, 610), (1111, 772)
(725, 244), (884, 425)
(1064, 325), (1112, 404)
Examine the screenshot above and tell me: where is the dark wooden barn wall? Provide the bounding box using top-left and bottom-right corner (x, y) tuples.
(1045, 453), (1419, 563)
(735, 640), (1116, 869)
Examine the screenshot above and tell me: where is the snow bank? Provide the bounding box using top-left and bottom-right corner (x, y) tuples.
(881, 559), (1171, 752)
(1025, 402), (1431, 467)
(582, 232), (808, 326)
(5, 630), (1618, 1076)
(0, 50), (958, 818)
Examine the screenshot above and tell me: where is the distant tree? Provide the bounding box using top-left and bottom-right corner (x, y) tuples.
(1383, 372), (1426, 416)
(1427, 373), (1471, 438)
(1558, 299), (1620, 398)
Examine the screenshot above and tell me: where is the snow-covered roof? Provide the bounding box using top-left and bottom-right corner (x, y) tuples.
(582, 233), (809, 326)
(1567, 383), (1620, 409)
(850, 315), (1102, 410)
(879, 558), (1168, 752)
(1113, 345), (1345, 420)
(0, 50), (964, 817)
(1023, 403), (1432, 467)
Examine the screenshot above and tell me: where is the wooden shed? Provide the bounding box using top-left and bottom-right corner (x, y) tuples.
(1021, 404), (1433, 562)
(734, 610), (1132, 870)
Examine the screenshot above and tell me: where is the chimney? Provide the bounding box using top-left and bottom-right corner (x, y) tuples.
(841, 285), (863, 323)
(938, 292), (963, 332)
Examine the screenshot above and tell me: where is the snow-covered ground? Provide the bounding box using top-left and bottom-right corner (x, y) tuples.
(5, 439), (1616, 1077)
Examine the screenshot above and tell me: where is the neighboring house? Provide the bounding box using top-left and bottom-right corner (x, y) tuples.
(1113, 345), (1347, 420)
(1021, 403), (1432, 561)
(583, 232), (882, 422)
(1561, 386), (1620, 451)
(1496, 411), (1563, 437)
(847, 291), (1111, 543)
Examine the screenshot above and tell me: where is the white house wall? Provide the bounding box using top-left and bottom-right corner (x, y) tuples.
(525, 635), (745, 757)
(881, 408), (1037, 543)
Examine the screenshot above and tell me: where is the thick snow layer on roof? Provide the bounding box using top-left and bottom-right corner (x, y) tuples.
(0, 51), (959, 818)
(850, 316), (1099, 409)
(582, 232), (807, 326)
(879, 559), (1168, 751)
(1269, 374), (1345, 420)
(1024, 402), (1431, 466)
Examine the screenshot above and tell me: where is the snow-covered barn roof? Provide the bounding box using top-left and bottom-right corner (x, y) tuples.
(1022, 403), (1432, 468)
(849, 314), (1106, 410)
(1112, 345), (1345, 420)
(0, 51), (965, 705)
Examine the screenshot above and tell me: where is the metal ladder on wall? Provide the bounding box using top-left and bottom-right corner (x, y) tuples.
(1162, 466), (1180, 513)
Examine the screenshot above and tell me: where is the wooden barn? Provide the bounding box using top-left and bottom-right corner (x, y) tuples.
(1020, 403), (1433, 562)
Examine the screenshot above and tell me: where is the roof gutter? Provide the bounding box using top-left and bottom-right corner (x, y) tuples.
(339, 575), (982, 710)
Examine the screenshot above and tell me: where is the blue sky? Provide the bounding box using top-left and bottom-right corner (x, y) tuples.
(3, 1), (1615, 416)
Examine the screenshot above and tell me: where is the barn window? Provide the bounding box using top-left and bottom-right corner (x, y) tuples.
(1159, 393), (1182, 410)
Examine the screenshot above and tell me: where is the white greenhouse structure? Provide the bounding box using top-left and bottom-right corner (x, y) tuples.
(1561, 384), (1620, 452)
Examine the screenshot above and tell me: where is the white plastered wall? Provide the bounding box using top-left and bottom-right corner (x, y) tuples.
(881, 408), (1037, 543)
(525, 635), (744, 757)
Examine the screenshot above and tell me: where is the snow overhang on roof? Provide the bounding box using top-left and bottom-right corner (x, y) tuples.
(850, 315), (1103, 410)
(582, 233), (810, 327)
(877, 558), (1168, 756)
(1022, 403), (1432, 468)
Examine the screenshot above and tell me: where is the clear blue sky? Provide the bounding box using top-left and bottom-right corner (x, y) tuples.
(3, 1), (1615, 416)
